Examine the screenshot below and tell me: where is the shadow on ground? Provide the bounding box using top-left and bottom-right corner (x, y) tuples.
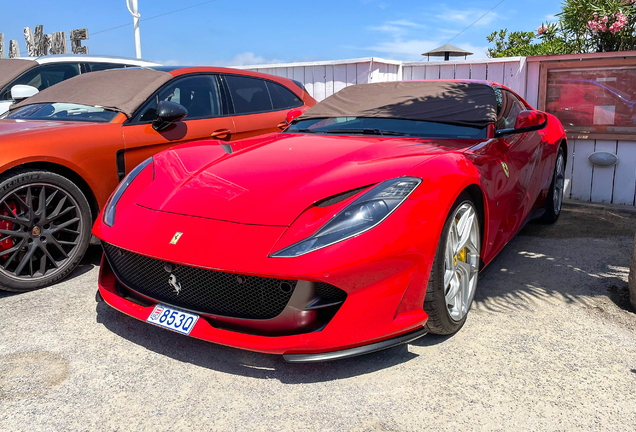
(95, 301), (416, 383)
(94, 205), (636, 379)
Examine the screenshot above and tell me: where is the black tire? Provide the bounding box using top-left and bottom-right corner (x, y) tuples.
(539, 147), (565, 224)
(0, 170), (92, 292)
(423, 192), (480, 335)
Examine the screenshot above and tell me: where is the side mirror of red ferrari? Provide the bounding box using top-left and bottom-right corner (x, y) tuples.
(277, 109), (305, 130)
(286, 109), (304, 124)
(495, 110), (548, 137)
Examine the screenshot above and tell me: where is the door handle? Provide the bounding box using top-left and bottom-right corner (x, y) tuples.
(211, 129), (232, 141)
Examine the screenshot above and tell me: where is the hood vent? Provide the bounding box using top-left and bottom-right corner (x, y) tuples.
(314, 185), (370, 207)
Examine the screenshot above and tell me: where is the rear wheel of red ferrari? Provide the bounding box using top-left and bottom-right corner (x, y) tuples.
(0, 170), (92, 292)
(424, 193), (481, 335)
(539, 147), (565, 224)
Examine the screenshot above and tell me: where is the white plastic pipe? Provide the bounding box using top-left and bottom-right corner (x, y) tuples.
(126, 0), (142, 59)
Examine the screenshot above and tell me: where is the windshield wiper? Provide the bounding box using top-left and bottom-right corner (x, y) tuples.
(323, 128), (412, 136)
(288, 128), (321, 134)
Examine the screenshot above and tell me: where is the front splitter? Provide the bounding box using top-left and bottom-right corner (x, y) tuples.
(282, 326), (428, 363)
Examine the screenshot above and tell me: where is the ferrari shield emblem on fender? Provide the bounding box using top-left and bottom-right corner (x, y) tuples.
(169, 232), (183, 245)
(501, 161), (510, 178)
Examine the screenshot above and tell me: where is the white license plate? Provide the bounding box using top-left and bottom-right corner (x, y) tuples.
(146, 304), (199, 335)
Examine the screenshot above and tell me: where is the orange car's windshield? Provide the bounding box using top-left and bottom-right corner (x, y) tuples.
(5, 103), (119, 123)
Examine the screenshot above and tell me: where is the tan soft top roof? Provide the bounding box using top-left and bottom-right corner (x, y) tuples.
(298, 81), (497, 127)
(11, 68), (173, 117)
(0, 59), (38, 90)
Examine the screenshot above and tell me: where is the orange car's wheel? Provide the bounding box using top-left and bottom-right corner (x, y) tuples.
(0, 170), (92, 292)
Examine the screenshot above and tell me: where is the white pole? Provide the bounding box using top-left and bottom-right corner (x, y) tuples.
(126, 0), (142, 59)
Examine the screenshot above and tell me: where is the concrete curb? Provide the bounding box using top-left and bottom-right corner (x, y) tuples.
(564, 198), (636, 215)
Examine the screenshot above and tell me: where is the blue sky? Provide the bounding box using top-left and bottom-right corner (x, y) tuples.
(2, 0), (561, 65)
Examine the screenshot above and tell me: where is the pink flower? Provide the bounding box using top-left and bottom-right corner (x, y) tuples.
(602, 15), (609, 23)
(538, 25), (547, 35)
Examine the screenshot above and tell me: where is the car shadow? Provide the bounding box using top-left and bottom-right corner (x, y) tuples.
(95, 301), (418, 383)
(473, 205), (636, 316)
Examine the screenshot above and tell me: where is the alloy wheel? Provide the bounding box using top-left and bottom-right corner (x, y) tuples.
(443, 202), (480, 322)
(0, 183), (83, 280)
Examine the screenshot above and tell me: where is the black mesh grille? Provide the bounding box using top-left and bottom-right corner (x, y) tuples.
(315, 282), (347, 302)
(103, 243), (297, 319)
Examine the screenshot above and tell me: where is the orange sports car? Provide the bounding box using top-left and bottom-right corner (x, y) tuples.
(0, 66), (316, 291)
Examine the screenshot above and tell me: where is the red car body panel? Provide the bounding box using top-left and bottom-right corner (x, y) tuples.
(94, 80), (567, 356)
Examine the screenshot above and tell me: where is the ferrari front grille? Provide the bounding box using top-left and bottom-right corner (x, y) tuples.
(103, 243), (303, 319)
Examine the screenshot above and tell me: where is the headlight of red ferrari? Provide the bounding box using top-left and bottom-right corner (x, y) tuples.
(271, 177), (421, 257)
(103, 157), (153, 227)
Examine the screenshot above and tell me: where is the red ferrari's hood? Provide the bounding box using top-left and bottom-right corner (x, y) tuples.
(137, 133), (481, 226)
(0, 119), (88, 137)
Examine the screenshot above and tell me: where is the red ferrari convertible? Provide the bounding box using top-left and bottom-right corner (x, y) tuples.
(93, 80), (567, 362)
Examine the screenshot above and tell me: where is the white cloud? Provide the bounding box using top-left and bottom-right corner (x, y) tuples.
(364, 38), (488, 61)
(545, 14), (557, 21)
(387, 20), (426, 28)
(361, 0), (390, 9)
(369, 24), (405, 35)
(160, 59), (197, 66)
(435, 7), (500, 26)
(218, 52), (283, 67)
(366, 38), (441, 61)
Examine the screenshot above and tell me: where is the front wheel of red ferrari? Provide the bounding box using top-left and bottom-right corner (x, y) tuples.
(0, 170), (92, 292)
(424, 193), (481, 335)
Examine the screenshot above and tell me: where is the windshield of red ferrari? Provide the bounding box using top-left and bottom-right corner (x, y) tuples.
(5, 103), (119, 123)
(286, 117), (487, 139)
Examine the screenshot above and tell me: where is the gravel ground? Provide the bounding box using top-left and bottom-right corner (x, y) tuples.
(1, 204), (635, 431)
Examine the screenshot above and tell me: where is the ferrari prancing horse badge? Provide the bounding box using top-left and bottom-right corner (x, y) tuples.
(170, 232), (183, 245)
(501, 161), (509, 178)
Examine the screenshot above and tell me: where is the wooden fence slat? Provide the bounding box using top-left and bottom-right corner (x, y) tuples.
(334, 64), (347, 92)
(564, 138), (575, 198)
(526, 61), (540, 108)
(403, 66), (412, 81)
(304, 66), (314, 99)
(346, 63), (357, 86)
(313, 65), (326, 101)
(590, 140), (617, 203)
(275, 67), (287, 78)
(356, 62), (370, 84)
(325, 65), (334, 97)
(440, 64), (454, 79)
(412, 66), (425, 80)
(470, 63), (487, 80)
(614, 141), (636, 205)
(486, 62), (504, 83)
(425, 65), (439, 79)
(570, 139), (595, 201)
(455, 64), (470, 79)
(503, 59), (526, 99)
(293, 67), (304, 84)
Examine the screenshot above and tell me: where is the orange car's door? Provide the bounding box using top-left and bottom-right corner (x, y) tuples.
(221, 74), (305, 140)
(121, 74), (236, 175)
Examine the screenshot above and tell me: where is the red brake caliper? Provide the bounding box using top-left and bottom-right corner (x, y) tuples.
(0, 201), (17, 255)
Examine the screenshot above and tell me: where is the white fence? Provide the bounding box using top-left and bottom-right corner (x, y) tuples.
(241, 55), (636, 207)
